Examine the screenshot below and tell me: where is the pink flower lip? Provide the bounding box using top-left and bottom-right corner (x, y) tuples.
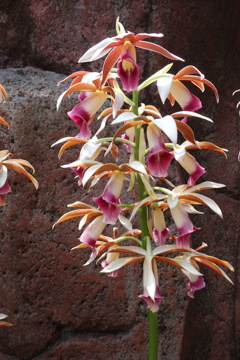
(68, 104), (92, 139)
(0, 180), (11, 195)
(147, 146), (174, 178)
(187, 163), (206, 186)
(94, 191), (121, 225)
(121, 134), (132, 153)
(182, 93), (202, 123)
(153, 227), (170, 246)
(117, 55), (140, 92)
(70, 166), (86, 186)
(79, 216), (105, 254)
(101, 259), (119, 277)
(176, 226), (200, 248)
(139, 286), (163, 313)
(187, 276), (206, 298)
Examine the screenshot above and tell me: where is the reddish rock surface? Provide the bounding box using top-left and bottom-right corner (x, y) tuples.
(0, 1), (239, 359)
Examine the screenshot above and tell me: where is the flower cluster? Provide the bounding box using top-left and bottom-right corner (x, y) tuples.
(0, 84), (38, 326)
(54, 19), (233, 313)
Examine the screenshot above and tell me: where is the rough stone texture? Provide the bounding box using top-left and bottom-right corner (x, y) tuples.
(0, 0), (239, 359)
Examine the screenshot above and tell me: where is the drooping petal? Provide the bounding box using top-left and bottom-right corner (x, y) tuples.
(139, 258), (163, 312)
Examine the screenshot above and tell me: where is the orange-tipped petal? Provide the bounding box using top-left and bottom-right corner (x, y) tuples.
(101, 45), (124, 86)
(0, 116), (9, 126)
(135, 41), (184, 61)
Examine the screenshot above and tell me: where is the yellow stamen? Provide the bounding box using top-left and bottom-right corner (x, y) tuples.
(122, 60), (135, 72)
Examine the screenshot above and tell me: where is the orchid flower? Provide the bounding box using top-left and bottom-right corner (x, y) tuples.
(130, 181), (225, 248)
(57, 72), (117, 139)
(101, 243), (233, 312)
(0, 150), (38, 205)
(94, 171), (124, 224)
(157, 65), (219, 122)
(78, 19), (184, 91)
(52, 136), (107, 186)
(180, 254), (206, 298)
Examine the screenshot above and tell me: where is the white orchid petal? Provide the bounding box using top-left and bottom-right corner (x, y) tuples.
(167, 195), (179, 209)
(118, 215), (133, 233)
(81, 163), (105, 187)
(144, 256), (156, 301)
(78, 38), (113, 63)
(173, 259), (203, 276)
(140, 174), (158, 199)
(182, 203), (204, 214)
(101, 257), (141, 273)
(152, 116), (178, 144)
(171, 111), (213, 122)
(111, 246), (146, 256)
(130, 196), (154, 221)
(152, 244), (182, 256)
(128, 160), (148, 175)
(185, 181), (226, 193)
(157, 76), (173, 104)
(0, 165), (8, 188)
(187, 193), (223, 218)
(111, 112), (136, 124)
(113, 92), (124, 118)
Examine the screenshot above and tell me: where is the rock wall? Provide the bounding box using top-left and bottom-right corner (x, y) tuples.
(0, 1), (239, 359)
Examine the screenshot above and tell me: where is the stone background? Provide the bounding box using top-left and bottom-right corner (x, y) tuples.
(0, 0), (239, 359)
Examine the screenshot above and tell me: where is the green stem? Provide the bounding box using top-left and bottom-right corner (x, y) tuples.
(115, 236), (142, 246)
(132, 89), (159, 360)
(132, 90), (149, 250)
(148, 310), (159, 360)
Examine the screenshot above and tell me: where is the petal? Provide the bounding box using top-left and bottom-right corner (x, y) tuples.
(157, 76), (173, 104)
(139, 285), (163, 313)
(101, 256), (143, 273)
(78, 37), (114, 63)
(152, 208), (169, 245)
(152, 116), (178, 144)
(147, 148), (174, 178)
(0, 165), (8, 188)
(80, 215), (106, 248)
(174, 149), (206, 185)
(135, 41), (184, 61)
(0, 180), (11, 195)
(170, 80), (202, 112)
